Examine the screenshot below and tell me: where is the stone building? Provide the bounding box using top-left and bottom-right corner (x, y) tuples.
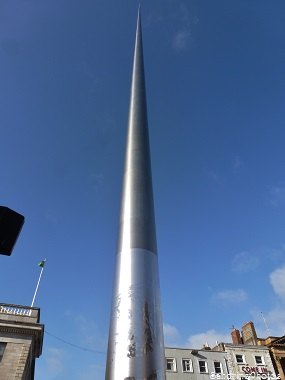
(165, 347), (229, 380)
(165, 342), (278, 380)
(231, 320), (285, 378)
(258, 336), (285, 379)
(0, 303), (44, 380)
(215, 342), (277, 379)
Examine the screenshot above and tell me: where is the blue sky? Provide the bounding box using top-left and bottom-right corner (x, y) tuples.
(1, 0), (285, 379)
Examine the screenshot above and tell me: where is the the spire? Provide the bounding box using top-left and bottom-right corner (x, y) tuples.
(116, 4), (157, 256)
(105, 7), (165, 380)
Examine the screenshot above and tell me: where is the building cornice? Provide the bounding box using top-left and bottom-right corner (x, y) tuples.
(0, 321), (44, 357)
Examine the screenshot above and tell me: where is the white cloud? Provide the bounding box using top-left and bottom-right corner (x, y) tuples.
(269, 185), (285, 207)
(64, 311), (107, 353)
(172, 29), (191, 51)
(233, 155), (243, 170)
(46, 348), (65, 372)
(179, 3), (199, 26)
(163, 323), (181, 346)
(248, 263), (285, 338)
(179, 3), (191, 24)
(163, 324), (232, 350)
(171, 3), (198, 52)
(264, 246), (285, 262)
(38, 346), (106, 380)
(211, 289), (248, 304)
(74, 314), (103, 350)
(231, 251), (259, 272)
(263, 307), (285, 336)
(250, 307), (285, 338)
(270, 264), (285, 301)
(186, 329), (231, 349)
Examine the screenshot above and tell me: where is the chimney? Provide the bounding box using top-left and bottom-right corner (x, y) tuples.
(231, 328), (243, 344)
(242, 321), (258, 345)
(202, 342), (211, 350)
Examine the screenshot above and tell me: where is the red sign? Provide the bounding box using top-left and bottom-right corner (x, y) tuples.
(242, 366), (268, 374)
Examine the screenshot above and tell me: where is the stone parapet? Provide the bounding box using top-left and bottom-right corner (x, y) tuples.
(0, 303), (44, 380)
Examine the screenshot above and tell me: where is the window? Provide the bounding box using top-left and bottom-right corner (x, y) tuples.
(236, 354), (245, 364)
(0, 343), (6, 363)
(214, 361), (222, 374)
(255, 356), (264, 365)
(182, 358), (193, 372)
(166, 358), (176, 371)
(199, 360), (208, 373)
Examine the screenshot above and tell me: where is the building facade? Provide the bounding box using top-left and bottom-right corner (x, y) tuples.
(0, 303), (44, 380)
(216, 343), (278, 379)
(258, 336), (285, 379)
(165, 344), (279, 380)
(165, 347), (229, 380)
(231, 320), (285, 378)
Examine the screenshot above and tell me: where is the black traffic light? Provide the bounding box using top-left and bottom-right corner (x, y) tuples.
(0, 206), (25, 256)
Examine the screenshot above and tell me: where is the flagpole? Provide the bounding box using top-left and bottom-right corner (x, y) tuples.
(31, 259), (46, 308)
(261, 311), (271, 336)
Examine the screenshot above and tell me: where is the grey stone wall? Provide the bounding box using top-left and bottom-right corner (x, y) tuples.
(0, 336), (32, 379)
(0, 303), (44, 379)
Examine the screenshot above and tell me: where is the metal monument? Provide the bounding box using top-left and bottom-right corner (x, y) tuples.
(105, 7), (165, 380)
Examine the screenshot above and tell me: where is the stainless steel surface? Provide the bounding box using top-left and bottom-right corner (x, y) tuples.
(106, 249), (165, 380)
(116, 4), (157, 256)
(105, 7), (165, 380)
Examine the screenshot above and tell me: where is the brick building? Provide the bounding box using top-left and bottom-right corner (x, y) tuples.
(230, 321), (285, 379)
